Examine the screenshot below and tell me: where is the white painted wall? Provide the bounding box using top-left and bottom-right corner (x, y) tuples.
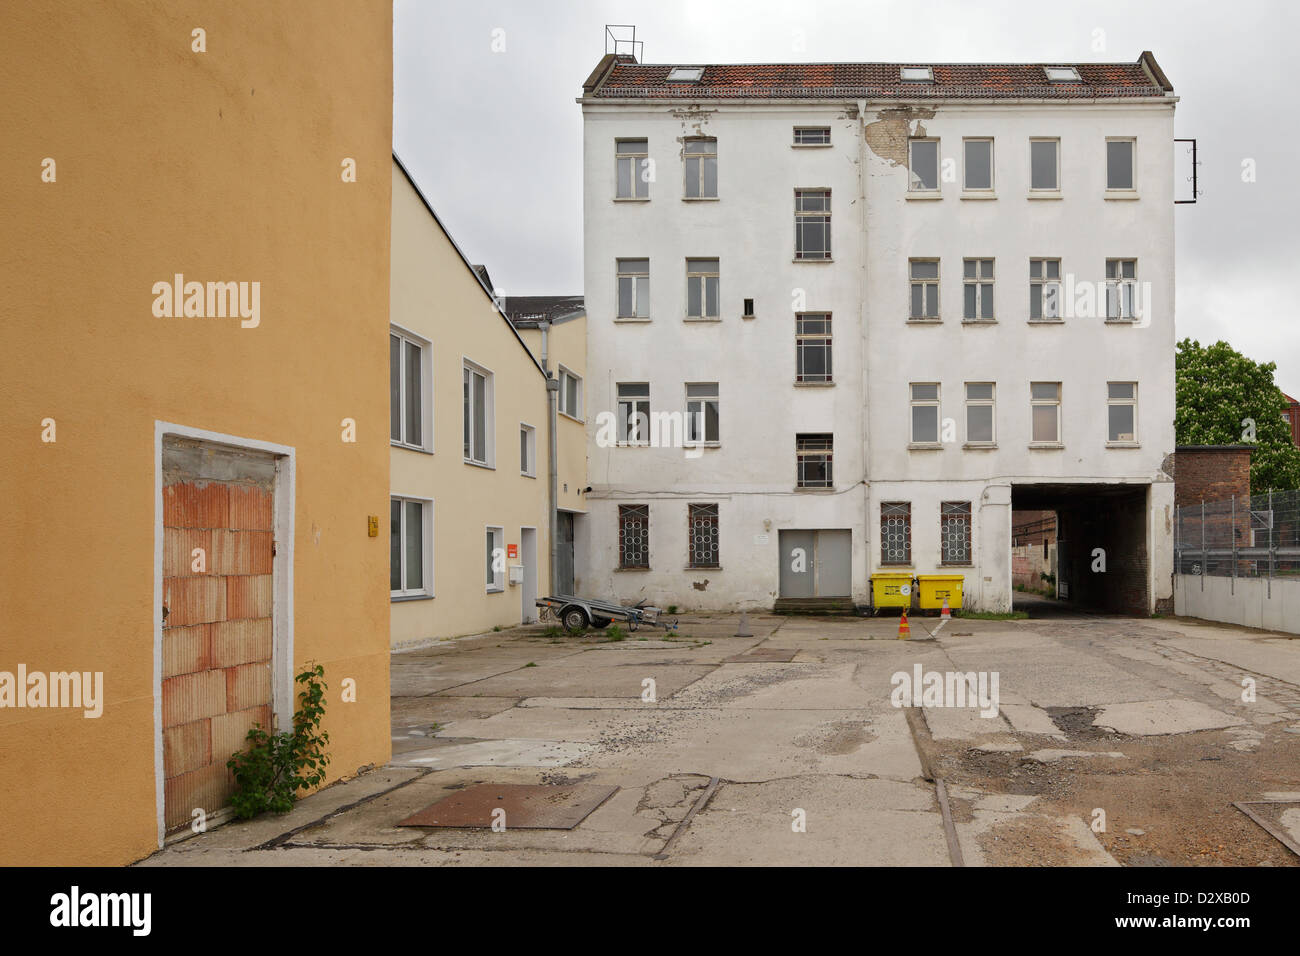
(1175, 574), (1300, 634)
(581, 94), (1177, 612)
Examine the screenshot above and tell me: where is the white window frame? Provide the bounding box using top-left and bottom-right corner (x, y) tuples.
(1106, 137), (1136, 192)
(391, 495), (433, 599)
(1105, 258), (1139, 320)
(616, 258), (650, 319)
(794, 188), (831, 260)
(617, 382), (651, 445)
(965, 383), (996, 445)
(485, 525), (505, 593)
(1030, 138), (1061, 192)
(390, 326), (432, 452)
(796, 433), (834, 489)
(963, 137), (994, 192)
(685, 258), (720, 319)
(909, 259), (940, 320)
(519, 422), (536, 477)
(910, 383), (941, 445)
(1030, 382), (1062, 445)
(615, 138), (650, 200)
(463, 358), (495, 467)
(1107, 382), (1138, 444)
(558, 366), (583, 421)
(1029, 258), (1062, 321)
(685, 382), (720, 445)
(793, 126), (831, 147)
(795, 312), (832, 384)
(963, 258), (995, 321)
(683, 137), (718, 199)
(908, 138), (940, 192)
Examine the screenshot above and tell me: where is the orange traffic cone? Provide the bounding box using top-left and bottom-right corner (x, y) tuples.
(897, 611), (910, 640)
(940, 597), (952, 622)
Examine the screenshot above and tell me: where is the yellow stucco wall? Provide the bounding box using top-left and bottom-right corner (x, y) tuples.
(518, 318), (589, 516)
(390, 162), (587, 645)
(0, 1), (393, 864)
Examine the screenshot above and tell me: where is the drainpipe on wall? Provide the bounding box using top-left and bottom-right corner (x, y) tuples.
(540, 321), (560, 595)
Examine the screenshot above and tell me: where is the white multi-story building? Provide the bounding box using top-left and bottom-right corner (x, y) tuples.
(578, 53), (1178, 614)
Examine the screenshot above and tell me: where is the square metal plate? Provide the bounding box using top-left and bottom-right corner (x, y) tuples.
(396, 783), (619, 830)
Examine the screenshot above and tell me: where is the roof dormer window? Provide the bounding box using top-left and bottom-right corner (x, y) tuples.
(666, 66), (704, 82)
(900, 66), (933, 82)
(1044, 66), (1081, 82)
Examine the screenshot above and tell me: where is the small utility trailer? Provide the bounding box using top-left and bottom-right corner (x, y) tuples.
(536, 594), (678, 634)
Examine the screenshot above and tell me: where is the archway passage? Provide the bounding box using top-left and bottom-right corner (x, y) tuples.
(1012, 483), (1151, 615)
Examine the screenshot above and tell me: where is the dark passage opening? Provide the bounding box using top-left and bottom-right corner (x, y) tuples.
(1012, 483), (1151, 615)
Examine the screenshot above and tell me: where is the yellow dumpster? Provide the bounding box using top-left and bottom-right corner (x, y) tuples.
(918, 574), (964, 612)
(871, 572), (915, 611)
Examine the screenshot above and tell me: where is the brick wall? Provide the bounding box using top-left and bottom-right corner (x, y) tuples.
(1171, 446), (1253, 510)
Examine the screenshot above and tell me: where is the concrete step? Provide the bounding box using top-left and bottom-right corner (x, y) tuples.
(773, 597), (858, 616)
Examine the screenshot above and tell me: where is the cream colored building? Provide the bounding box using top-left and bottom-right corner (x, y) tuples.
(389, 157), (587, 646)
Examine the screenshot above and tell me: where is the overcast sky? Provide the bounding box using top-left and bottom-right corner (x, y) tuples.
(395, 0), (1300, 395)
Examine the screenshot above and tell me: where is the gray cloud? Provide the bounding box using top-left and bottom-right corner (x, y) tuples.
(396, 0), (1300, 393)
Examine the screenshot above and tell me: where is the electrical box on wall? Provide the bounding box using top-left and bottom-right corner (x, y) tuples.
(367, 515), (379, 537)
(508, 565), (524, 585)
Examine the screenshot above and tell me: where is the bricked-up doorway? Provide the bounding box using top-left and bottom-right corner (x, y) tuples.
(1012, 483), (1151, 615)
(154, 426), (294, 845)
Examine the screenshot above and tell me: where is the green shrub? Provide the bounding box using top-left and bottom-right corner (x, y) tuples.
(226, 664), (331, 819)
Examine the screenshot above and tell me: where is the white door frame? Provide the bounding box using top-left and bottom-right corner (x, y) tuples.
(520, 526), (538, 622)
(152, 421), (295, 847)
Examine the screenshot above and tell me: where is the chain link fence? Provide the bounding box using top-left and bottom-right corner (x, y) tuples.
(1174, 489), (1300, 580)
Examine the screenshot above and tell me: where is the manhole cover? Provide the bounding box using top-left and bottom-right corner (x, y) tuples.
(396, 783), (618, 830)
(723, 648), (797, 663)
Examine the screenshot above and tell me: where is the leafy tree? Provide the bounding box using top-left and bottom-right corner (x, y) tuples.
(1175, 338), (1300, 492)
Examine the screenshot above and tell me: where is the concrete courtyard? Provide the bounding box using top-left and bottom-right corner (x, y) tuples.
(143, 605), (1300, 866)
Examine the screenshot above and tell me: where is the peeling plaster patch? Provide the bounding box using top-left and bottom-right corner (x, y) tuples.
(862, 107), (936, 167)
(692, 579), (709, 591)
(670, 107), (716, 145)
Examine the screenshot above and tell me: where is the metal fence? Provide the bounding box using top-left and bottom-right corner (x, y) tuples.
(1174, 489), (1300, 584)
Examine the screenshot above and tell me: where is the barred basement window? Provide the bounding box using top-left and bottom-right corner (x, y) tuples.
(794, 189), (831, 260)
(619, 504), (650, 569)
(963, 258), (995, 320)
(1029, 259), (1061, 320)
(688, 503), (719, 568)
(941, 502), (972, 565)
(881, 502), (912, 566)
(796, 313), (832, 383)
(796, 433), (833, 488)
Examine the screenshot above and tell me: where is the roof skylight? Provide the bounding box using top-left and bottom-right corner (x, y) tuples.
(1044, 66), (1081, 82)
(666, 66), (704, 82)
(900, 66), (933, 82)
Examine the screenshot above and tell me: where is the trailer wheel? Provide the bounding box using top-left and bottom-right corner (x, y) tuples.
(590, 616), (611, 629)
(561, 606), (589, 633)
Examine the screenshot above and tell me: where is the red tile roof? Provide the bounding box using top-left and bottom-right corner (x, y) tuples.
(590, 57), (1170, 100)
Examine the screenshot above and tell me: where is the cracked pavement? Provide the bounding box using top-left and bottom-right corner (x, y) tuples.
(142, 605), (1300, 866)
